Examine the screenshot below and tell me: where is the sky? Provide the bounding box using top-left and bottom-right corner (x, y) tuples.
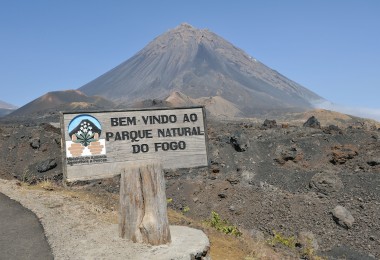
(1, 1), (379, 119)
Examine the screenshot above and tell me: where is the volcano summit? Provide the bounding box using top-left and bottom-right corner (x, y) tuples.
(79, 23), (323, 116)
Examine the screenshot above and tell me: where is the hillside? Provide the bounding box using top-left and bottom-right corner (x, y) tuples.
(1, 116), (379, 259)
(7, 90), (114, 120)
(0, 100), (17, 117)
(0, 100), (17, 109)
(79, 23), (324, 116)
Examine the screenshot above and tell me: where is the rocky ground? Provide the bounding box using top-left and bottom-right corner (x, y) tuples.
(169, 118), (380, 259)
(0, 115), (379, 259)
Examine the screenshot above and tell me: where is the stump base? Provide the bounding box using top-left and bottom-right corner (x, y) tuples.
(119, 162), (171, 245)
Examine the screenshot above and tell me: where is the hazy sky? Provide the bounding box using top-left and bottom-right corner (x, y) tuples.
(1, 1), (379, 112)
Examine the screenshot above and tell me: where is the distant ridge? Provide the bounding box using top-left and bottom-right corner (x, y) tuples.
(79, 23), (324, 116)
(0, 100), (17, 110)
(165, 91), (241, 118)
(8, 90), (114, 118)
(0, 100), (17, 117)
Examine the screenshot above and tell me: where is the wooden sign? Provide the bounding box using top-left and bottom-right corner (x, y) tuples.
(61, 107), (208, 182)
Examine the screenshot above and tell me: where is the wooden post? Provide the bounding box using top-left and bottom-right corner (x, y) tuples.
(119, 162), (171, 245)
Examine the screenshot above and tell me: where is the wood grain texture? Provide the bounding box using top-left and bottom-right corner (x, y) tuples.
(119, 163), (171, 245)
(61, 107), (208, 182)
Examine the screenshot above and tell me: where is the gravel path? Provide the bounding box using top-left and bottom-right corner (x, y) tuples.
(0, 180), (209, 260)
(0, 192), (53, 260)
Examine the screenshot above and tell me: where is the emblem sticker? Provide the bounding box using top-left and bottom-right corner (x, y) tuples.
(66, 115), (106, 157)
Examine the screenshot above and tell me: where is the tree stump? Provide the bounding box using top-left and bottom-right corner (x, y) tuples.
(119, 162), (171, 245)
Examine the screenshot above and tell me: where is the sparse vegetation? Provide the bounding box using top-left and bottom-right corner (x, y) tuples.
(268, 230), (296, 249)
(21, 169), (33, 183)
(182, 205), (190, 213)
(37, 178), (55, 191)
(206, 211), (242, 237)
(267, 230), (326, 260)
(300, 238), (326, 260)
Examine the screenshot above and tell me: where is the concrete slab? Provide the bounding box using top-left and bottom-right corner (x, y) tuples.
(148, 225), (210, 260)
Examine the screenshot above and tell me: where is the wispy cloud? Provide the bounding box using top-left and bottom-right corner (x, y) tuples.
(313, 100), (380, 122)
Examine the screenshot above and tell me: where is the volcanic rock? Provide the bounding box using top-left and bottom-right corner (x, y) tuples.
(36, 159), (57, 173)
(274, 146), (302, 164)
(30, 138), (40, 149)
(323, 125), (342, 134)
(262, 119), (277, 128)
(230, 131), (250, 152)
(2, 107), (380, 258)
(303, 116), (321, 128)
(367, 158), (380, 166)
(332, 205), (355, 229)
(330, 145), (358, 165)
(309, 171), (343, 195)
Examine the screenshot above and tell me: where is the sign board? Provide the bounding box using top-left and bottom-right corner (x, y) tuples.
(61, 107), (208, 182)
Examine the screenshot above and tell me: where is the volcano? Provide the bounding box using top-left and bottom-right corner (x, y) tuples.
(79, 23), (323, 116)
(8, 90), (114, 118)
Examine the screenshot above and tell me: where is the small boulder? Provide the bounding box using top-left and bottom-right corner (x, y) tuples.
(30, 138), (40, 149)
(367, 158), (380, 166)
(330, 145), (358, 164)
(323, 125), (342, 134)
(274, 146), (302, 164)
(226, 175), (240, 185)
(328, 125), (340, 131)
(303, 116), (321, 129)
(309, 171), (343, 195)
(36, 159), (57, 173)
(262, 119), (277, 128)
(230, 131), (250, 152)
(332, 205), (355, 229)
(218, 193), (227, 199)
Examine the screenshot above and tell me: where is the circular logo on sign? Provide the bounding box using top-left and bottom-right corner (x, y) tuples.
(68, 115), (102, 147)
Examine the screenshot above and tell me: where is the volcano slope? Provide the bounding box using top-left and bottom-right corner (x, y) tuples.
(79, 23), (323, 116)
(0, 116), (379, 259)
